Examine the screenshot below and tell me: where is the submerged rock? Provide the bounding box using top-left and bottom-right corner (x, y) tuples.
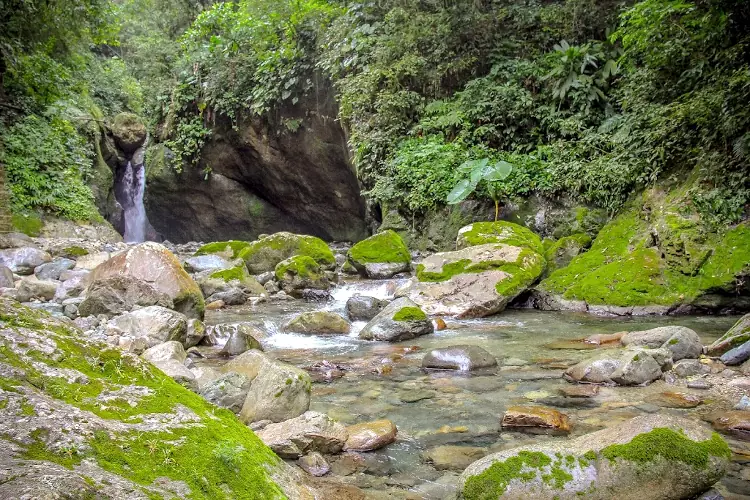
(501, 406), (571, 435)
(422, 345), (497, 371)
(400, 225), (545, 318)
(459, 414), (731, 500)
(86, 242), (205, 319)
(344, 419), (398, 451)
(346, 230), (411, 279)
(346, 294), (387, 321)
(284, 311), (351, 334)
(257, 411), (348, 458)
(359, 297), (433, 342)
(424, 446), (487, 471)
(709, 411), (750, 441)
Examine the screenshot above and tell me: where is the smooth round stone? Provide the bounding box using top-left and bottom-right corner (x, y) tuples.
(421, 345), (497, 371)
(501, 406), (571, 435)
(687, 380), (713, 390)
(558, 385), (600, 398)
(344, 420), (398, 451)
(648, 391), (703, 409)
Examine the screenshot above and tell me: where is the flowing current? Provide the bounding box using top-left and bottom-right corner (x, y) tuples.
(117, 159), (148, 243)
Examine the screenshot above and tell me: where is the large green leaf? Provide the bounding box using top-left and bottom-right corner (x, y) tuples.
(446, 178), (474, 204)
(482, 161), (513, 181)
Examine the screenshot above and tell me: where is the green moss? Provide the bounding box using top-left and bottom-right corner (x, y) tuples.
(0, 298), (285, 499)
(210, 266), (248, 283)
(61, 246), (89, 257)
(20, 398), (36, 416)
(348, 230), (410, 264)
(457, 221), (544, 254)
(392, 306), (427, 322)
(463, 451), (553, 499)
(12, 212), (43, 236)
(18, 429), (82, 469)
(274, 255), (321, 281)
(583, 450), (597, 462)
(239, 232), (335, 274)
(0, 399), (7, 410)
(668, 338), (679, 345)
(195, 241), (250, 259)
(600, 428), (731, 469)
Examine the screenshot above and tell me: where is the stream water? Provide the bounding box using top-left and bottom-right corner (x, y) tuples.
(203, 279), (750, 499)
(115, 159), (148, 243)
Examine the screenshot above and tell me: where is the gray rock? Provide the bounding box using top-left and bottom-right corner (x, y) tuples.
(34, 258), (75, 281)
(220, 325), (263, 356)
(141, 341), (195, 386)
(735, 395), (750, 411)
(16, 279), (58, 302)
(422, 345), (497, 371)
(0, 247), (51, 275)
(359, 297), (433, 342)
(256, 271), (275, 285)
(54, 275), (86, 301)
(0, 231), (35, 249)
(207, 287), (247, 305)
(298, 452), (330, 477)
(284, 311), (351, 335)
(564, 356), (621, 384)
(257, 411), (348, 458)
(229, 350), (311, 423)
(0, 265), (13, 288)
(79, 274), (174, 317)
(458, 414), (730, 500)
(687, 380), (712, 390)
(198, 372), (252, 413)
(264, 280), (280, 294)
(183, 254), (234, 273)
(720, 340), (750, 366)
(185, 318), (205, 348)
(672, 359), (710, 377)
(106, 306), (188, 353)
(611, 350), (663, 386)
(346, 295), (387, 321)
(621, 326), (702, 361)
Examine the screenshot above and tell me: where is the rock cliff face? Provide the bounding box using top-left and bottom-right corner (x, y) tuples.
(144, 86), (367, 243)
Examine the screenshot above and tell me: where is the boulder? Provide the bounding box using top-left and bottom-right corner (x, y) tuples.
(672, 359), (710, 377)
(183, 254), (235, 273)
(106, 306), (188, 353)
(346, 230), (411, 278)
(610, 350), (664, 386)
(401, 239), (545, 319)
(240, 232), (335, 274)
(719, 340), (750, 366)
(275, 255), (330, 296)
(111, 112), (146, 153)
(0, 231), (35, 249)
(563, 356), (621, 384)
(358, 297), (433, 342)
(707, 313), (750, 355)
(34, 258), (75, 281)
(191, 365), (222, 388)
(257, 411), (348, 458)
(79, 274), (173, 317)
(456, 221), (545, 252)
(565, 348), (670, 386)
(74, 251), (114, 270)
(284, 311), (351, 335)
(212, 322), (268, 343)
(0, 265), (14, 288)
(346, 295), (387, 321)
(198, 372), (252, 413)
(220, 325), (263, 356)
(0, 247), (51, 275)
(229, 350), (312, 423)
(206, 265), (266, 296)
(459, 414), (731, 500)
(194, 240), (251, 259)
(298, 452), (330, 477)
(422, 345), (497, 371)
(621, 326), (702, 361)
(185, 318), (206, 348)
(16, 279), (58, 302)
(501, 406), (571, 435)
(141, 341), (195, 386)
(543, 233), (592, 274)
(343, 420), (397, 451)
(86, 242), (205, 319)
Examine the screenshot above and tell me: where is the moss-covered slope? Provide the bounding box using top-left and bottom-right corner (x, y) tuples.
(0, 298), (288, 499)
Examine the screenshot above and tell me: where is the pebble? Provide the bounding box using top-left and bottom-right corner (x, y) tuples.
(735, 395), (750, 411)
(687, 380), (712, 390)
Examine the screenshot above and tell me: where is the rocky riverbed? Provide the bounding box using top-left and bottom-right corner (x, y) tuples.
(1, 223), (750, 499)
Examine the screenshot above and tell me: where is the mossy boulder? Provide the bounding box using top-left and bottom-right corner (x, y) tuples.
(402, 240), (546, 318)
(274, 255), (330, 297)
(459, 414), (730, 500)
(283, 311), (351, 335)
(347, 230), (411, 278)
(194, 240), (251, 260)
(239, 232), (335, 274)
(0, 298), (297, 499)
(706, 313), (750, 356)
(543, 233), (592, 274)
(110, 112), (147, 154)
(209, 265), (266, 296)
(535, 188), (750, 314)
(457, 221), (544, 254)
(87, 242), (205, 319)
(359, 297), (433, 342)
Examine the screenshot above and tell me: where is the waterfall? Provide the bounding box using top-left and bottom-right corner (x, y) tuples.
(116, 157), (148, 243)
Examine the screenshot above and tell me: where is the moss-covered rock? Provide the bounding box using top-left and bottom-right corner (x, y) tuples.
(283, 311), (351, 335)
(706, 313), (750, 356)
(110, 112), (147, 154)
(210, 265), (266, 296)
(0, 298), (294, 499)
(543, 233), (592, 274)
(86, 242), (205, 319)
(403, 240), (546, 318)
(347, 230), (411, 278)
(194, 240), (251, 260)
(535, 190), (750, 314)
(359, 297), (433, 341)
(239, 232), (335, 274)
(459, 414), (730, 500)
(456, 221), (544, 254)
(274, 255), (330, 297)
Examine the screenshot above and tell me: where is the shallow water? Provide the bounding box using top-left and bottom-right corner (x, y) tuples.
(205, 279), (750, 499)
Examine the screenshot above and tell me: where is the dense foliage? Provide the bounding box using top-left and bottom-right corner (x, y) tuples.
(1, 0), (748, 230)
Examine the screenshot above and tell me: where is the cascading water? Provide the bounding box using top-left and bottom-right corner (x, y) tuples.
(115, 155), (149, 243)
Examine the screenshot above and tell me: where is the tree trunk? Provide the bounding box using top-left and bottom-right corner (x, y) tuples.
(0, 162), (12, 233)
